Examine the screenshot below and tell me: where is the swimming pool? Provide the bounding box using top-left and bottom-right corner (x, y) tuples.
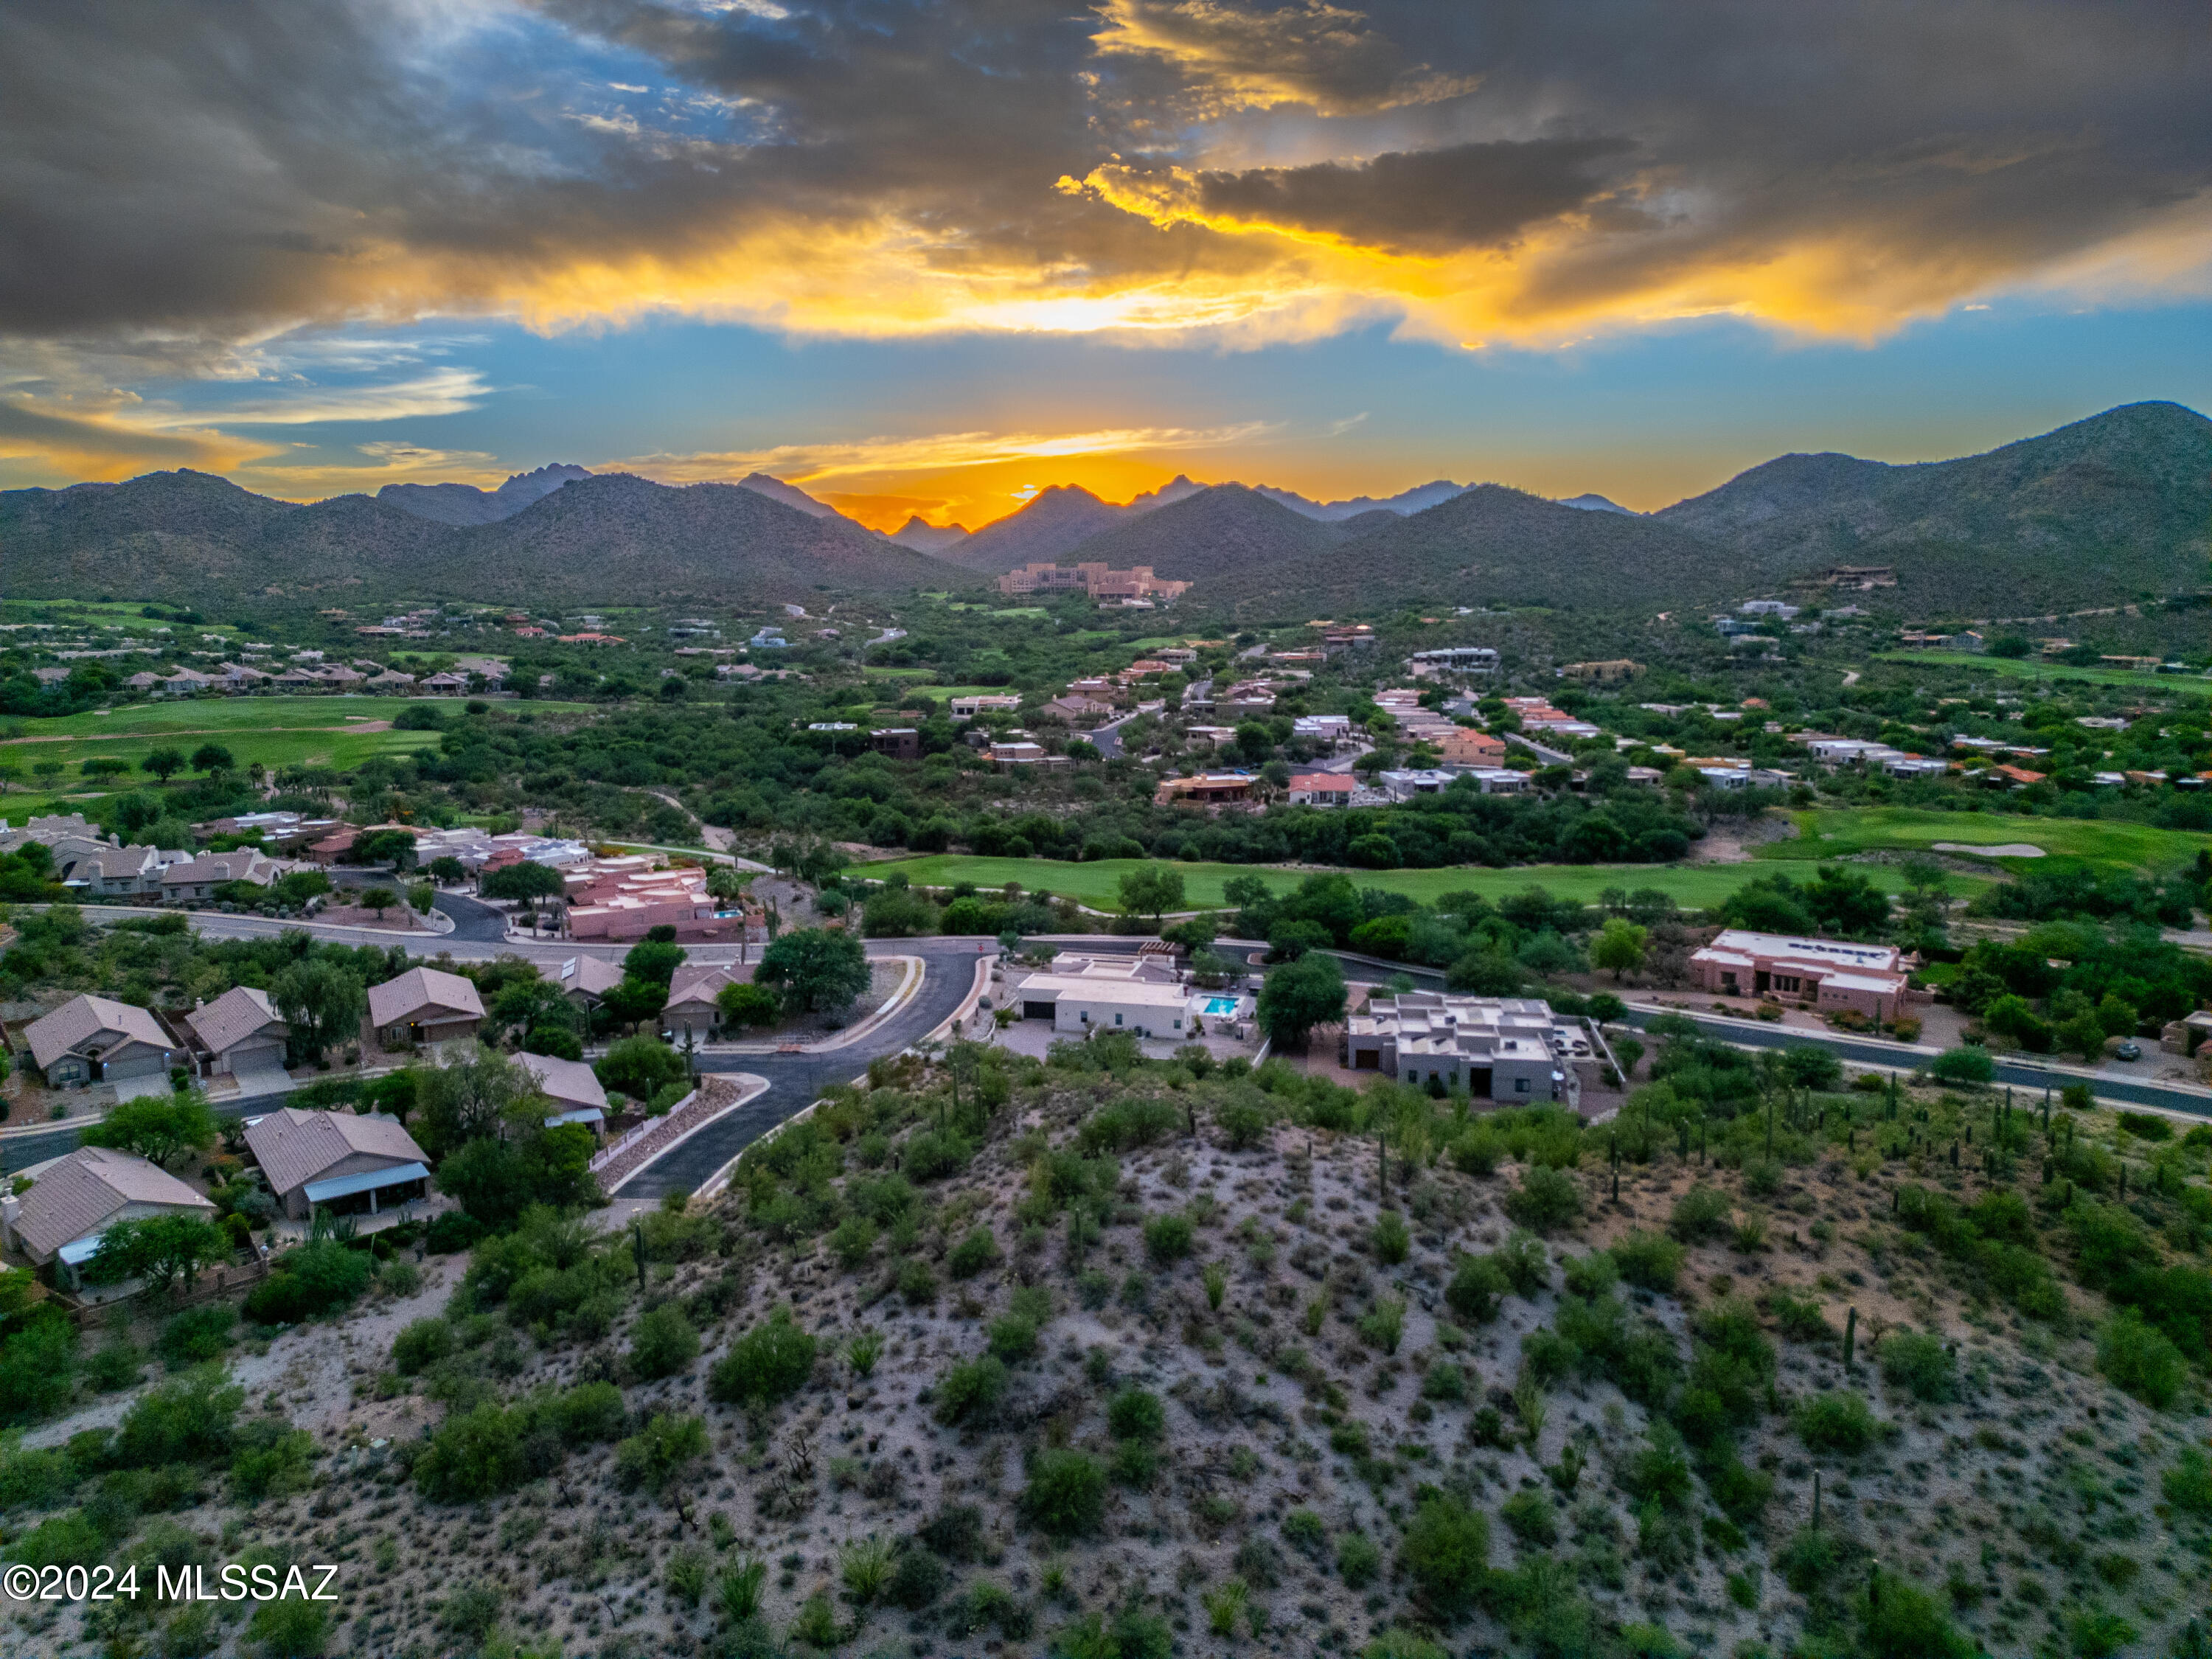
(1203, 996), (1241, 1015)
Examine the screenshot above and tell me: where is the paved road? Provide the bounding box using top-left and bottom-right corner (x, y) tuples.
(619, 938), (990, 1197)
(1623, 1005), (2212, 1120)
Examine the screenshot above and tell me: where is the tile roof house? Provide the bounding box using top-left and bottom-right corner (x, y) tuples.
(1286, 772), (1356, 807)
(243, 1107), (431, 1220)
(159, 848), (289, 901)
(46, 833), (179, 898)
(515, 1051), (611, 1131)
(4, 1146), (217, 1277)
(664, 965), (745, 1040)
(363, 967), (484, 1048)
(24, 995), (178, 1089)
(182, 986), (290, 1079)
(553, 954), (627, 1012)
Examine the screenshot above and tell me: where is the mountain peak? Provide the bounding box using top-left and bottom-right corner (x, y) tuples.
(1558, 493), (1636, 515)
(378, 462), (592, 526)
(735, 473), (840, 519)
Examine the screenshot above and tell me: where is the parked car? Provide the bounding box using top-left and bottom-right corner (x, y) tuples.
(2114, 1040), (2143, 1062)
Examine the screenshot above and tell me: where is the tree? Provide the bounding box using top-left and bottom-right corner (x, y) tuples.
(757, 927), (870, 1015)
(1117, 863), (1186, 928)
(597, 1035), (686, 1102)
(623, 939), (688, 987)
(602, 975), (668, 1033)
(352, 827), (417, 868)
(80, 1091), (218, 1169)
(1589, 918), (1649, 982)
(358, 886), (397, 914)
(83, 1214), (232, 1295)
(1257, 953), (1346, 1050)
(189, 742), (234, 777)
(426, 856), (467, 886)
(140, 748), (187, 784)
(481, 860), (564, 901)
(1928, 1046), (1994, 1087)
(705, 864), (751, 904)
(415, 1047), (532, 1158)
(81, 757), (131, 780)
(717, 980), (782, 1029)
(273, 958), (366, 1062)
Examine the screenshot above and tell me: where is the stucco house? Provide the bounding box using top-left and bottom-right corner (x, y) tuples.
(515, 1050), (611, 1133)
(182, 985), (291, 1081)
(3, 1146), (218, 1284)
(244, 1107), (431, 1220)
(24, 995), (178, 1090)
(363, 967), (484, 1048)
(664, 965), (743, 1040)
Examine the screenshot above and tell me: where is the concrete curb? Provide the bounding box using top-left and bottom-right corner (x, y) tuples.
(604, 1072), (769, 1197)
(707, 955), (925, 1056)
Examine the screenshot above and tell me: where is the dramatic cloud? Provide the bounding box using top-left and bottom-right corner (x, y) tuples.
(0, 398), (276, 478)
(1, 0), (2206, 415)
(602, 422), (1279, 484)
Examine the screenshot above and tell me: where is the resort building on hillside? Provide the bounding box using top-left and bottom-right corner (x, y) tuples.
(996, 563), (1191, 602)
(1341, 993), (1600, 1105)
(950, 694), (1023, 720)
(1686, 930), (1910, 1021)
(1408, 646), (1500, 676)
(1558, 660), (1645, 684)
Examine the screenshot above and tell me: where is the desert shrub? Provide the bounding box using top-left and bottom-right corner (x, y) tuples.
(1401, 1489), (1489, 1619)
(1107, 1387), (1165, 1443)
(1421, 1361), (1467, 1402)
(919, 1503), (985, 1559)
(1371, 1211), (1411, 1265)
(1020, 1449), (1107, 1537)
(1450, 1124), (1504, 1176)
(987, 1312), (1039, 1363)
(1495, 1230), (1550, 1296)
(1611, 1230), (1684, 1293)
(827, 1214), (878, 1270)
(935, 1356), (1008, 1425)
(947, 1226), (1001, 1280)
(1503, 1166), (1580, 1233)
(1281, 1508), (1327, 1558)
(902, 1128), (973, 1182)
(628, 1304), (700, 1381)
(897, 1258), (937, 1303)
(1795, 1390), (1880, 1455)
(243, 1239), (372, 1324)
(2160, 1447), (2212, 1516)
(1861, 1573), (1975, 1659)
(113, 1367), (241, 1470)
(245, 1598), (329, 1658)
(1500, 1489), (1557, 1548)
(1143, 1213), (1194, 1263)
(613, 1412), (709, 1495)
(886, 1545), (947, 1609)
(156, 1306), (237, 1371)
(1444, 1253), (1509, 1324)
(0, 1442), (75, 1509)
(1337, 1532), (1382, 1588)
(2096, 1311), (2186, 1409)
(1078, 1097), (1180, 1154)
(230, 1420), (315, 1501)
(414, 1402), (529, 1502)
(1561, 1251), (1618, 1298)
(1668, 1183), (1733, 1243)
(1877, 1329), (1956, 1402)
(1767, 1287), (1831, 1343)
(707, 1307), (817, 1406)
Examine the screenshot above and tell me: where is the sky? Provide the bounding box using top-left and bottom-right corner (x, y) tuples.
(2, 1), (2208, 532)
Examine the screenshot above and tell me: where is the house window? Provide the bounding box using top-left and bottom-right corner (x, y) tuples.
(1515, 1078), (1531, 1093)
(1114, 1013), (1123, 1026)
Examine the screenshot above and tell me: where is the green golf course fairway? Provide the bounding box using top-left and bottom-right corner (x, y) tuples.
(1761, 807), (2210, 877)
(1874, 650), (2208, 692)
(862, 852), (1989, 912)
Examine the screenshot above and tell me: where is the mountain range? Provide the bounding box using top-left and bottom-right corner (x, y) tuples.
(4, 403), (2205, 615)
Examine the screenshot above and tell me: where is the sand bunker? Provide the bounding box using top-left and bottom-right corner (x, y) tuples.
(1933, 840), (2045, 858)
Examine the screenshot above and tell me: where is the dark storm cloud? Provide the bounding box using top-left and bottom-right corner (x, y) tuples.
(1187, 138), (1638, 254)
(0, 0), (2205, 360)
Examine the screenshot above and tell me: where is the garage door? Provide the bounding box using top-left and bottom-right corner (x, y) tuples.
(1023, 1001), (1056, 1020)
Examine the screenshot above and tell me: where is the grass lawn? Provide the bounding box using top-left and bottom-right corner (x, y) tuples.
(1759, 806), (2211, 877)
(0, 696), (598, 786)
(863, 852), (1989, 912)
(1876, 651), (2208, 693)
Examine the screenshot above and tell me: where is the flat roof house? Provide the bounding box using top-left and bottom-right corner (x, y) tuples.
(1012, 954), (1200, 1040)
(182, 986), (290, 1082)
(1152, 771), (1256, 807)
(246, 1107), (431, 1220)
(364, 967), (484, 1049)
(1341, 992), (1586, 1103)
(24, 995), (178, 1091)
(515, 1051), (611, 1132)
(1686, 929), (1909, 1021)
(4, 1146), (218, 1284)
